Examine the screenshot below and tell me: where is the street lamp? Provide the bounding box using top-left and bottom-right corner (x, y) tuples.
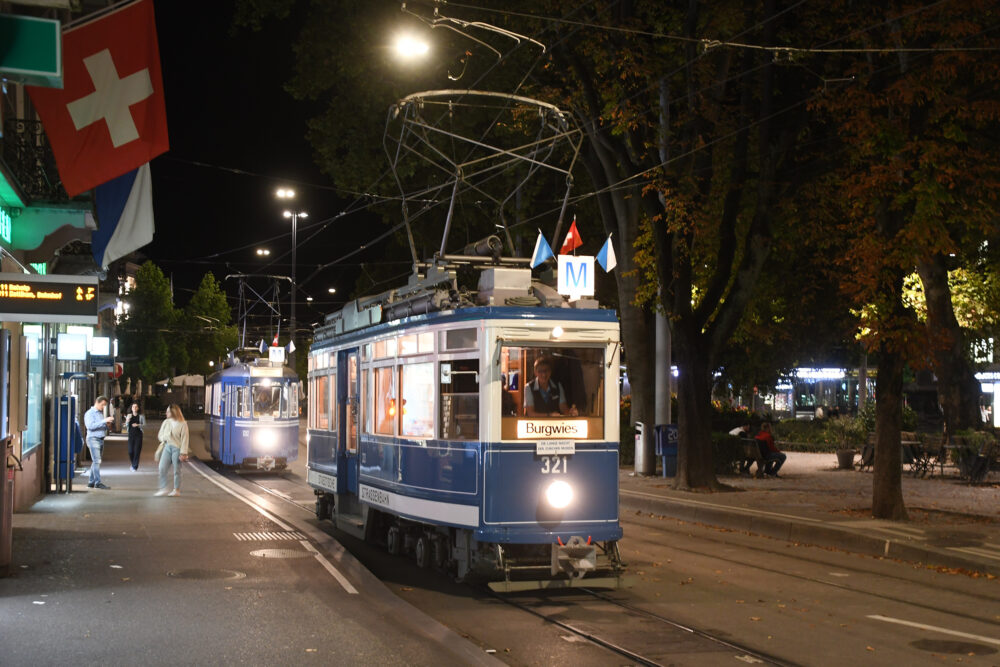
(278, 194), (307, 367)
(256, 248), (270, 256)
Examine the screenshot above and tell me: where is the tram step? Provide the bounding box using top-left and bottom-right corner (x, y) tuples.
(335, 512), (365, 540)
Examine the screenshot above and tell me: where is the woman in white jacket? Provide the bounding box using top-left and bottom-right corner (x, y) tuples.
(155, 404), (190, 497)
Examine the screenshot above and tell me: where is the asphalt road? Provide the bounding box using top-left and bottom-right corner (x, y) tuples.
(201, 421), (1000, 666)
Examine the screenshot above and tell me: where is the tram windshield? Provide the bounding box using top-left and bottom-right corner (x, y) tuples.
(500, 346), (605, 440)
(252, 379), (296, 419)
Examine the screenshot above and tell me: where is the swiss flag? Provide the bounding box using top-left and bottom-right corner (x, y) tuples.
(559, 217), (583, 254)
(272, 333), (280, 347)
(27, 0), (168, 197)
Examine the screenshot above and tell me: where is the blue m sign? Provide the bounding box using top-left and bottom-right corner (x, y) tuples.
(557, 255), (595, 298)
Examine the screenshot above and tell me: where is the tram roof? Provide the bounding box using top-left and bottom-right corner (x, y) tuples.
(207, 361), (299, 383)
(313, 305), (618, 349)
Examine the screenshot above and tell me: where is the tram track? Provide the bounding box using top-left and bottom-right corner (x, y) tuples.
(231, 469), (797, 665)
(493, 587), (797, 667)
(623, 513), (1000, 627)
(222, 467), (1000, 663)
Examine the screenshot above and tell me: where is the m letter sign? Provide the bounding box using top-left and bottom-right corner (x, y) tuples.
(557, 255), (594, 300)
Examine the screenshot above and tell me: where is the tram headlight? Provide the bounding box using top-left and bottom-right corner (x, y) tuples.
(545, 480), (574, 509)
(255, 428), (277, 451)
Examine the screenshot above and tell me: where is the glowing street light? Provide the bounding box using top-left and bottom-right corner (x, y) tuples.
(275, 185), (305, 366)
(328, 287), (336, 294)
(394, 34), (429, 59)
(256, 248), (270, 256)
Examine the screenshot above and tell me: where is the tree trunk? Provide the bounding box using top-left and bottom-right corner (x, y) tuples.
(872, 343), (908, 520)
(672, 322), (721, 490)
(618, 272), (655, 472)
(917, 254), (982, 432)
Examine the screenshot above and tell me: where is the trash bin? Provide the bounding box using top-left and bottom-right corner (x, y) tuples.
(655, 424), (678, 477)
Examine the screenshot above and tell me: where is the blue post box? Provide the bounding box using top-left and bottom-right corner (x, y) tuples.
(655, 424), (678, 477)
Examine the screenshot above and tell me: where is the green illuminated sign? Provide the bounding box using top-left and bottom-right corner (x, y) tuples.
(0, 14), (62, 88)
(0, 207), (11, 245)
(29, 263), (47, 275)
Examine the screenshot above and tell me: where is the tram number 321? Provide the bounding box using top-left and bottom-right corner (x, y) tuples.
(540, 455), (569, 474)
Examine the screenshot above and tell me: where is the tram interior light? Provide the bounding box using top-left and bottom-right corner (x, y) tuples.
(545, 480), (574, 509)
(551, 326), (564, 339)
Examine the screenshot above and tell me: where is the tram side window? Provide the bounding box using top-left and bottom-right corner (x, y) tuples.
(440, 359), (478, 440)
(401, 362), (434, 438)
(374, 366), (397, 435)
(315, 376), (330, 429)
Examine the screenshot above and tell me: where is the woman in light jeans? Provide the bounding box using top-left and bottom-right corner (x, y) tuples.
(155, 404), (190, 497)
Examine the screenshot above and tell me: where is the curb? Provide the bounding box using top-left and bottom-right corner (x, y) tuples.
(620, 489), (1000, 577)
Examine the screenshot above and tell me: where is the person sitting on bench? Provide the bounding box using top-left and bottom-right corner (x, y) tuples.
(755, 422), (787, 478)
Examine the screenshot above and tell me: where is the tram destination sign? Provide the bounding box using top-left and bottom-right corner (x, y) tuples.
(0, 273), (98, 324)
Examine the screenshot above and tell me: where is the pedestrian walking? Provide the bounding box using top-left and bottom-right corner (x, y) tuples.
(155, 404), (190, 497)
(124, 402), (146, 471)
(83, 395), (115, 490)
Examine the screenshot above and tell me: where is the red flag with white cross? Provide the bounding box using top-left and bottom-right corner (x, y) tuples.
(559, 216), (583, 254)
(26, 0), (168, 197)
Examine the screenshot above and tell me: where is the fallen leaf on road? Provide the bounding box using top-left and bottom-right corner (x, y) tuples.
(305, 648), (317, 653)
(750, 616), (761, 621)
(866, 646), (874, 652)
(121, 578), (130, 582)
(400, 587), (413, 591)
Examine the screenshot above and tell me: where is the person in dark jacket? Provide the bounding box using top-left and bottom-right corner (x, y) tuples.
(124, 402), (146, 471)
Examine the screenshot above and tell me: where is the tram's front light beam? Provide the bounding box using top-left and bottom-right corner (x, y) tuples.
(545, 480), (574, 509)
(255, 428), (277, 451)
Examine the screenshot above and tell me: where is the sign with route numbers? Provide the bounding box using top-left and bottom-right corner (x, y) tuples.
(0, 273), (98, 323)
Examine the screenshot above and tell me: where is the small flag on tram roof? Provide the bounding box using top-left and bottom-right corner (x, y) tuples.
(530, 229), (554, 268)
(286, 339), (296, 354)
(560, 216), (583, 255)
(272, 333), (280, 347)
(258, 340), (267, 354)
(596, 233), (617, 272)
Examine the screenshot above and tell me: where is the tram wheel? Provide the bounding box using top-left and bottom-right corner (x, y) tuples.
(414, 535), (430, 569)
(387, 526), (401, 556)
(431, 536), (448, 570)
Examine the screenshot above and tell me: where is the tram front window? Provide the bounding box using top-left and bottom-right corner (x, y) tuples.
(252, 381), (282, 418)
(500, 346), (605, 440)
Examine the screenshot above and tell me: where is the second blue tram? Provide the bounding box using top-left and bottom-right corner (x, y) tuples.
(205, 359), (299, 470)
(306, 265), (624, 590)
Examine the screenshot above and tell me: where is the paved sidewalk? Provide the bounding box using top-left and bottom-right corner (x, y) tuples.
(620, 452), (1000, 576)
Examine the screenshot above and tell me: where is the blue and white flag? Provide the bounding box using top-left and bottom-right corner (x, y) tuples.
(92, 162), (155, 269)
(530, 229), (554, 268)
(596, 233), (617, 272)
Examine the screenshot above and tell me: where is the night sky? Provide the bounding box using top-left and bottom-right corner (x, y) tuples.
(145, 2), (352, 326)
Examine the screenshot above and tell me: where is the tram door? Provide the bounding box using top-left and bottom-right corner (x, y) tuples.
(222, 383), (241, 464)
(342, 350), (360, 494)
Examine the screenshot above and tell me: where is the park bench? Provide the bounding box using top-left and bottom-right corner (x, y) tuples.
(857, 432), (876, 472)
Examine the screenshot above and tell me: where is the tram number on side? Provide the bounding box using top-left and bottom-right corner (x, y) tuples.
(540, 455), (569, 474)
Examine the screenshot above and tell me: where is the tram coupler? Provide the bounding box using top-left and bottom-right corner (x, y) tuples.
(552, 535), (596, 577)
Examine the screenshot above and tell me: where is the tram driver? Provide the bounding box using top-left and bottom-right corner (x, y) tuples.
(524, 356), (578, 417)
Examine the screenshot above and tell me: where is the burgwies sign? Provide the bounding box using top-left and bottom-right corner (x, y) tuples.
(517, 419), (588, 439)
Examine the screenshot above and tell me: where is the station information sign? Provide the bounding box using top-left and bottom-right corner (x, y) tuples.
(0, 273), (98, 324)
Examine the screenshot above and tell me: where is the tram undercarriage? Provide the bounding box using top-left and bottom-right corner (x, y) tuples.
(314, 492), (627, 591)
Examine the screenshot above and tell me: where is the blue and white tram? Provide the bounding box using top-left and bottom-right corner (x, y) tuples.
(206, 359), (300, 470)
(307, 268), (624, 590)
